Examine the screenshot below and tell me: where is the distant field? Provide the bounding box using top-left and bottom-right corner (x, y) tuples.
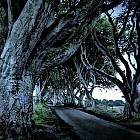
(108, 106), (124, 113)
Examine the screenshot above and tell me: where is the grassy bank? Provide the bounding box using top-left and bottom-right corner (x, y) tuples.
(33, 103), (81, 140)
(130, 114), (140, 125)
(80, 104), (140, 133)
(88, 105), (124, 120)
(34, 103), (58, 125)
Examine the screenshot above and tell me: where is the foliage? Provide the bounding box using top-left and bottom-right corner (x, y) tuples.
(57, 0), (79, 15)
(86, 16), (117, 88)
(101, 99), (124, 107)
(108, 102), (114, 108)
(0, 136), (4, 140)
(87, 104), (124, 120)
(113, 100), (124, 106)
(95, 15), (115, 56)
(130, 114), (140, 122)
(94, 99), (102, 104)
(34, 103), (48, 124)
(102, 99), (108, 105)
(91, 106), (123, 120)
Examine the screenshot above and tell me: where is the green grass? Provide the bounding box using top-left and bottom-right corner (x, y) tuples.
(130, 114), (140, 122)
(34, 103), (55, 124)
(89, 105), (140, 123)
(0, 136), (3, 140)
(89, 105), (123, 120)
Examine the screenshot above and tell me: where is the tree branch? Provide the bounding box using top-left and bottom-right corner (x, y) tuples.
(106, 12), (133, 88)
(92, 30), (126, 82)
(80, 44), (124, 93)
(117, 2), (132, 39)
(101, 0), (123, 12)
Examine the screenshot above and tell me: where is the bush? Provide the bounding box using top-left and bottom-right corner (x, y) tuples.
(131, 114), (140, 122)
(107, 110), (117, 114)
(108, 103), (114, 109)
(114, 113), (123, 119)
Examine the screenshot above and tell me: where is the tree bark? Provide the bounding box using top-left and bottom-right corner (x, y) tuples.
(0, 70), (34, 139)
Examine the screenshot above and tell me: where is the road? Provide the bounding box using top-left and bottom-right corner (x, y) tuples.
(54, 107), (140, 140)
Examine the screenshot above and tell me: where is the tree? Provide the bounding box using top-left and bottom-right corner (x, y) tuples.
(40, 27), (117, 108)
(102, 99), (109, 109)
(82, 0), (140, 118)
(108, 100), (114, 109)
(113, 100), (124, 106)
(0, 0), (124, 138)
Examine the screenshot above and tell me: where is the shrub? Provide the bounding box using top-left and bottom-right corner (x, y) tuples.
(107, 110), (117, 114)
(131, 114), (140, 122)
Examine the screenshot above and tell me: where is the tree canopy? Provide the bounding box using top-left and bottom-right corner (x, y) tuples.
(0, 0), (140, 139)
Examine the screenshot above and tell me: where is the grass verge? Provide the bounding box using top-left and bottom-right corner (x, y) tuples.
(87, 105), (123, 120)
(34, 103), (58, 125)
(130, 114), (140, 124)
(79, 105), (140, 133)
(33, 103), (82, 140)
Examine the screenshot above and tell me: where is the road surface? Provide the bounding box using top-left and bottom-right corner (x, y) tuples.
(54, 107), (140, 140)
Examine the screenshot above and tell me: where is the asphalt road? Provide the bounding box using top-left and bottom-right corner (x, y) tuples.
(54, 107), (140, 140)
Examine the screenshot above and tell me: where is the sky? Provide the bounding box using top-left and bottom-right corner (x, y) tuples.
(92, 87), (125, 101)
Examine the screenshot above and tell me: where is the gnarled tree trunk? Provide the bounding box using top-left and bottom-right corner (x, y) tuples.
(0, 70), (34, 139)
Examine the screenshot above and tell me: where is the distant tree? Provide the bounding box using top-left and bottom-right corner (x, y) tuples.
(94, 99), (102, 104)
(113, 100), (124, 106)
(102, 99), (108, 105)
(108, 100), (114, 109)
(102, 99), (109, 109)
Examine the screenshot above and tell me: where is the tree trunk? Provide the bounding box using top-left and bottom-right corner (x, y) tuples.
(35, 81), (41, 104)
(86, 97), (95, 108)
(123, 102), (133, 119)
(0, 70), (35, 139)
(77, 92), (85, 107)
(123, 95), (140, 120)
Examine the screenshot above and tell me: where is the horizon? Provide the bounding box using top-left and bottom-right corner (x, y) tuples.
(92, 87), (125, 102)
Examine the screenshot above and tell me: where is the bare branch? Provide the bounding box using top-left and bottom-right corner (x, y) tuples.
(127, 52), (137, 71)
(130, 9), (137, 60)
(101, 0), (123, 12)
(80, 44), (124, 92)
(91, 30), (126, 82)
(7, 0), (13, 36)
(117, 2), (132, 39)
(106, 11), (133, 87)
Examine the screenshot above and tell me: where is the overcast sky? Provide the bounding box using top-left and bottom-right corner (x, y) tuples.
(92, 87), (125, 101)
